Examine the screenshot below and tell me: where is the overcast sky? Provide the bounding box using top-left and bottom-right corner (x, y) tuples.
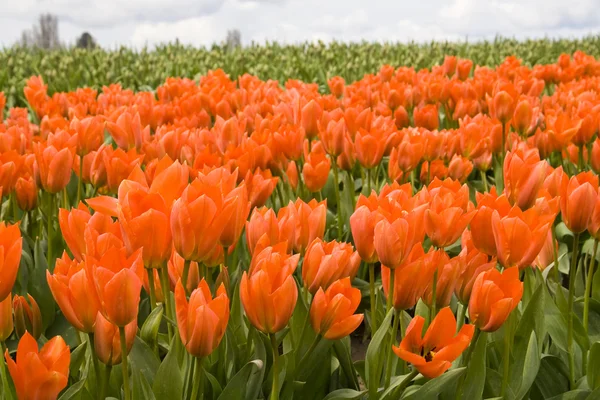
(1, 0), (600, 48)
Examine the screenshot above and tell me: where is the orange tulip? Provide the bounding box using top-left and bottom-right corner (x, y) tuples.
(422, 250), (459, 309)
(469, 267), (523, 332)
(560, 172), (599, 234)
(503, 150), (548, 210)
(448, 155), (473, 183)
(454, 234), (497, 304)
(394, 135), (424, 174)
(492, 200), (556, 269)
(15, 175), (37, 211)
(5, 332), (70, 400)
(246, 205), (297, 255)
(310, 278), (363, 340)
(0, 222), (22, 302)
(350, 195), (380, 264)
(592, 139), (600, 174)
(392, 307), (474, 379)
(381, 243), (436, 310)
(71, 116), (105, 156)
(94, 313), (137, 366)
(240, 246), (298, 334)
(175, 279), (229, 358)
(355, 128), (386, 169)
(47, 252), (101, 333)
(301, 99), (323, 139)
(102, 147), (144, 193)
(86, 247), (144, 327)
(106, 110), (149, 151)
(168, 251), (200, 297)
(413, 104), (439, 130)
(491, 91), (516, 124)
(328, 76), (345, 97)
(218, 184), (250, 250)
(302, 239), (360, 295)
(303, 144), (331, 193)
(294, 198), (327, 254)
(13, 294), (42, 340)
(286, 161), (299, 191)
(512, 98), (533, 136)
(319, 118), (347, 157)
(0, 294), (13, 343)
(534, 230), (558, 271)
(33, 141), (74, 194)
(470, 188), (512, 256)
(245, 168), (278, 209)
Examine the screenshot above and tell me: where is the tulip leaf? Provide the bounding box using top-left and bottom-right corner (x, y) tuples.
(58, 378), (87, 400)
(217, 359), (264, 400)
(152, 336), (183, 400)
(129, 337), (161, 387)
(245, 329), (267, 400)
(30, 238), (56, 331)
(322, 388), (366, 400)
(532, 355), (570, 398)
(461, 331), (487, 400)
(514, 282), (545, 355)
(547, 390), (592, 400)
(205, 370), (223, 399)
(68, 340), (88, 378)
(140, 304), (163, 351)
(403, 367), (466, 400)
(514, 332), (540, 400)
(587, 342), (600, 390)
(132, 367), (156, 400)
(365, 308), (393, 400)
(333, 338), (360, 391)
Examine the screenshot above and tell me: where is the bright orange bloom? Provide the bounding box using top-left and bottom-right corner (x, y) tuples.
(218, 184), (250, 250)
(328, 76), (345, 97)
(303, 143), (331, 193)
(240, 247), (298, 334)
(301, 99), (323, 139)
(491, 91), (516, 124)
(106, 110), (149, 151)
(47, 252), (101, 333)
(419, 160), (448, 184)
(86, 247), (144, 327)
(303, 239), (360, 295)
(13, 294), (42, 340)
(245, 168), (278, 209)
(0, 151), (24, 195)
(469, 267), (523, 332)
(0, 222), (22, 302)
(350, 195), (380, 264)
(448, 155), (473, 183)
(394, 134), (425, 174)
(503, 149), (548, 210)
(175, 279), (229, 358)
(512, 98), (533, 136)
(310, 278), (363, 340)
(33, 141), (74, 193)
(5, 332), (70, 400)
(381, 244), (436, 310)
(424, 179), (475, 248)
(413, 104), (439, 130)
(171, 179), (235, 263)
(294, 198), (327, 253)
(543, 166), (568, 198)
(102, 147), (144, 193)
(592, 139), (600, 174)
(168, 252), (200, 297)
(0, 294), (13, 342)
(470, 188), (512, 256)
(534, 230), (558, 271)
(71, 116), (105, 156)
(246, 205), (297, 255)
(560, 172), (599, 234)
(354, 128), (386, 169)
(492, 200), (556, 269)
(454, 234), (497, 305)
(93, 313), (137, 366)
(286, 161), (299, 191)
(392, 307), (474, 379)
(15, 175), (37, 211)
(319, 118), (347, 157)
(422, 250), (459, 309)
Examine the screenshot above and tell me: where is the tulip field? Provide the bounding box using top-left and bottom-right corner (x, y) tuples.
(2, 47), (600, 400)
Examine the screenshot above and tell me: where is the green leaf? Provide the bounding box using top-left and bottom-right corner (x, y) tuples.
(139, 304), (163, 351)
(217, 359), (264, 400)
(333, 338), (360, 391)
(366, 309), (394, 400)
(322, 389), (366, 400)
(532, 355), (570, 399)
(132, 368), (156, 400)
(462, 331), (487, 400)
(515, 332), (540, 400)
(152, 336), (183, 400)
(514, 282), (545, 355)
(245, 329), (267, 400)
(58, 378), (87, 400)
(404, 368), (466, 400)
(30, 239), (56, 330)
(128, 338), (161, 387)
(587, 342), (600, 390)
(68, 341), (88, 378)
(547, 390), (592, 400)
(204, 371), (223, 400)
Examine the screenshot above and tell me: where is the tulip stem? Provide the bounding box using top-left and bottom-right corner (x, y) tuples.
(332, 160), (343, 241)
(190, 357), (204, 400)
(270, 333), (281, 400)
(296, 335), (322, 377)
(584, 239), (598, 335)
(87, 333), (101, 399)
(385, 265), (395, 315)
(119, 326), (131, 400)
(498, 123), (507, 192)
(552, 227), (561, 283)
(456, 302), (467, 334)
(384, 309), (401, 389)
(578, 144), (585, 171)
(501, 312), (514, 398)
(46, 193), (54, 270)
(0, 342), (12, 400)
(100, 364), (112, 400)
(181, 259), (191, 297)
(366, 168), (372, 194)
(393, 368), (418, 397)
(429, 269), (438, 325)
(77, 153), (84, 205)
(369, 263), (378, 333)
(146, 268), (157, 311)
(479, 169), (488, 193)
(160, 266), (174, 341)
(567, 232), (580, 389)
(399, 311), (406, 374)
(10, 192), (19, 223)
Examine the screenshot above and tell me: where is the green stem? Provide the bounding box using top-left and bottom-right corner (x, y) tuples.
(100, 365), (111, 400)
(567, 233), (580, 389)
(119, 326), (131, 400)
(386, 265), (396, 315)
(584, 240), (598, 335)
(552, 227), (561, 283)
(77, 153), (84, 205)
(479, 169), (488, 193)
(369, 264), (378, 333)
(366, 168), (372, 194)
(160, 265), (174, 341)
(87, 333), (101, 400)
(296, 335), (322, 375)
(456, 302), (467, 334)
(332, 160), (343, 241)
(270, 333), (281, 400)
(10, 192), (19, 223)
(62, 187), (69, 210)
(429, 269), (438, 325)
(0, 342), (13, 400)
(189, 357), (203, 400)
(498, 123), (506, 192)
(146, 268), (157, 311)
(578, 144), (585, 171)
(399, 311), (406, 374)
(384, 309), (401, 388)
(46, 193), (54, 270)
(393, 369), (418, 397)
(181, 259), (191, 297)
(501, 313), (514, 398)
(461, 328), (481, 367)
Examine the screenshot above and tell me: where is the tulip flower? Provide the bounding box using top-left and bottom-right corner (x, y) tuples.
(13, 294), (42, 340)
(245, 168), (278, 209)
(303, 144), (330, 193)
(33, 141), (74, 194)
(448, 155), (474, 183)
(319, 118), (347, 157)
(491, 91), (516, 124)
(355, 128), (387, 169)
(246, 206), (296, 255)
(301, 99), (323, 139)
(102, 147), (144, 193)
(454, 240), (497, 305)
(302, 238), (360, 295)
(350, 195), (380, 264)
(310, 278), (363, 340)
(168, 251), (200, 295)
(106, 110), (149, 151)
(469, 267), (523, 332)
(470, 188), (512, 256)
(14, 175), (37, 211)
(560, 172), (598, 234)
(5, 332), (70, 400)
(0, 222), (22, 302)
(240, 248), (298, 334)
(534, 230), (558, 271)
(219, 184), (250, 250)
(393, 307), (475, 378)
(422, 250), (459, 310)
(0, 294), (12, 342)
(175, 279), (229, 358)
(413, 104), (439, 130)
(503, 150), (548, 210)
(294, 198), (327, 254)
(71, 116), (105, 156)
(93, 313), (137, 366)
(47, 252), (101, 333)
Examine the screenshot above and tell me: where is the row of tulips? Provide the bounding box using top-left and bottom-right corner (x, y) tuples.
(1, 51), (600, 399)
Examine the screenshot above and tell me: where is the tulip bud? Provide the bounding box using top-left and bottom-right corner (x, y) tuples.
(94, 313), (137, 366)
(493, 91), (515, 124)
(310, 278), (363, 340)
(13, 294), (42, 339)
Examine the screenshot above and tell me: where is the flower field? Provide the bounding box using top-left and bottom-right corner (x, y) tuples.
(0, 47), (600, 400)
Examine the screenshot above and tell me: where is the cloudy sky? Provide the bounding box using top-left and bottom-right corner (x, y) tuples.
(1, 0), (600, 48)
